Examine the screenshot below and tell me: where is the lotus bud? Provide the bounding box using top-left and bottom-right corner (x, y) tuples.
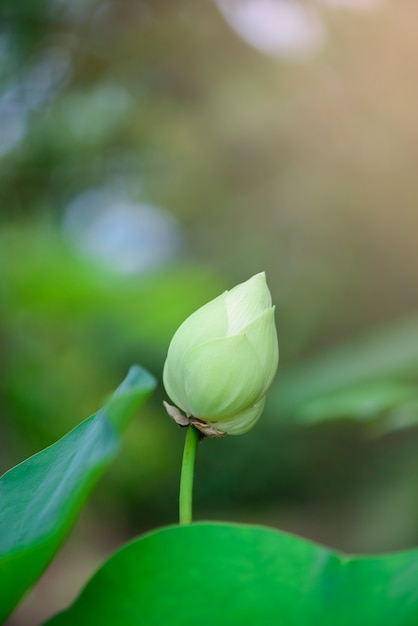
(163, 272), (278, 436)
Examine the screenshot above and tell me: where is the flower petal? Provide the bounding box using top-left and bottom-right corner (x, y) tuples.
(226, 272), (272, 335)
(163, 292), (229, 413)
(243, 306), (279, 394)
(163, 358), (189, 414)
(208, 397), (265, 435)
(166, 292), (228, 365)
(182, 334), (266, 419)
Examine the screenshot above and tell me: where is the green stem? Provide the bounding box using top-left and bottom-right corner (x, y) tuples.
(179, 425), (199, 525)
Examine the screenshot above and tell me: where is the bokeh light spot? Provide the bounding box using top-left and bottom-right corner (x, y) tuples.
(63, 188), (183, 275)
(215, 0), (326, 60)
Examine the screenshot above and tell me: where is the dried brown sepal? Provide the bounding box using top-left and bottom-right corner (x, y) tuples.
(190, 417), (227, 438)
(163, 401), (227, 438)
(163, 401), (190, 427)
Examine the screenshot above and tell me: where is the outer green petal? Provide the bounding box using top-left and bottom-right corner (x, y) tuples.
(162, 358), (189, 414)
(182, 334), (265, 419)
(243, 307), (279, 394)
(165, 292), (228, 368)
(209, 397), (265, 435)
(163, 293), (229, 413)
(226, 272), (272, 335)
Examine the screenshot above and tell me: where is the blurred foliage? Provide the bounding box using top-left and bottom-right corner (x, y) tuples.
(2, 4), (418, 613)
(269, 317), (418, 427)
(0, 219), (224, 477)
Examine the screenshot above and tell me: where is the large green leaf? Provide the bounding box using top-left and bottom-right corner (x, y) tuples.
(0, 365), (156, 623)
(46, 522), (418, 625)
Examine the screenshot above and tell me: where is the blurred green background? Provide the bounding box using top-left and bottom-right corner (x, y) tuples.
(2, 0), (418, 622)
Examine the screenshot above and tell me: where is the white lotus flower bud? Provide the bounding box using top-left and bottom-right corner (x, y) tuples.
(163, 272), (278, 436)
